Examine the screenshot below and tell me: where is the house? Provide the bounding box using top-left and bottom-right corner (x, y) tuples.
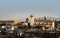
(35, 19), (55, 29)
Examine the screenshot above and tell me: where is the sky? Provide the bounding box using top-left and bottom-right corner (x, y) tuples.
(0, 0), (60, 20)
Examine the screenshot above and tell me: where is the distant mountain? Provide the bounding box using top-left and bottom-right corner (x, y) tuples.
(37, 17), (60, 21)
(55, 18), (60, 21)
(45, 17), (60, 21)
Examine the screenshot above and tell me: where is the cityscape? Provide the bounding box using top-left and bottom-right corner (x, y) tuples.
(0, 15), (60, 38)
(0, 0), (60, 38)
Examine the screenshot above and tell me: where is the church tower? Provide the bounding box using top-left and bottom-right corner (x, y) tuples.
(28, 15), (35, 26)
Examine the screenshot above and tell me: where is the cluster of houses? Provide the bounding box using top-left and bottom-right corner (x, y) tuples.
(0, 15), (60, 31)
(24, 15), (55, 30)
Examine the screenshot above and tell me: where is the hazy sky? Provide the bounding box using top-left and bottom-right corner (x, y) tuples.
(0, 0), (60, 20)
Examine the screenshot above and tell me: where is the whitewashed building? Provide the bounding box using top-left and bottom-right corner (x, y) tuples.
(28, 15), (35, 26)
